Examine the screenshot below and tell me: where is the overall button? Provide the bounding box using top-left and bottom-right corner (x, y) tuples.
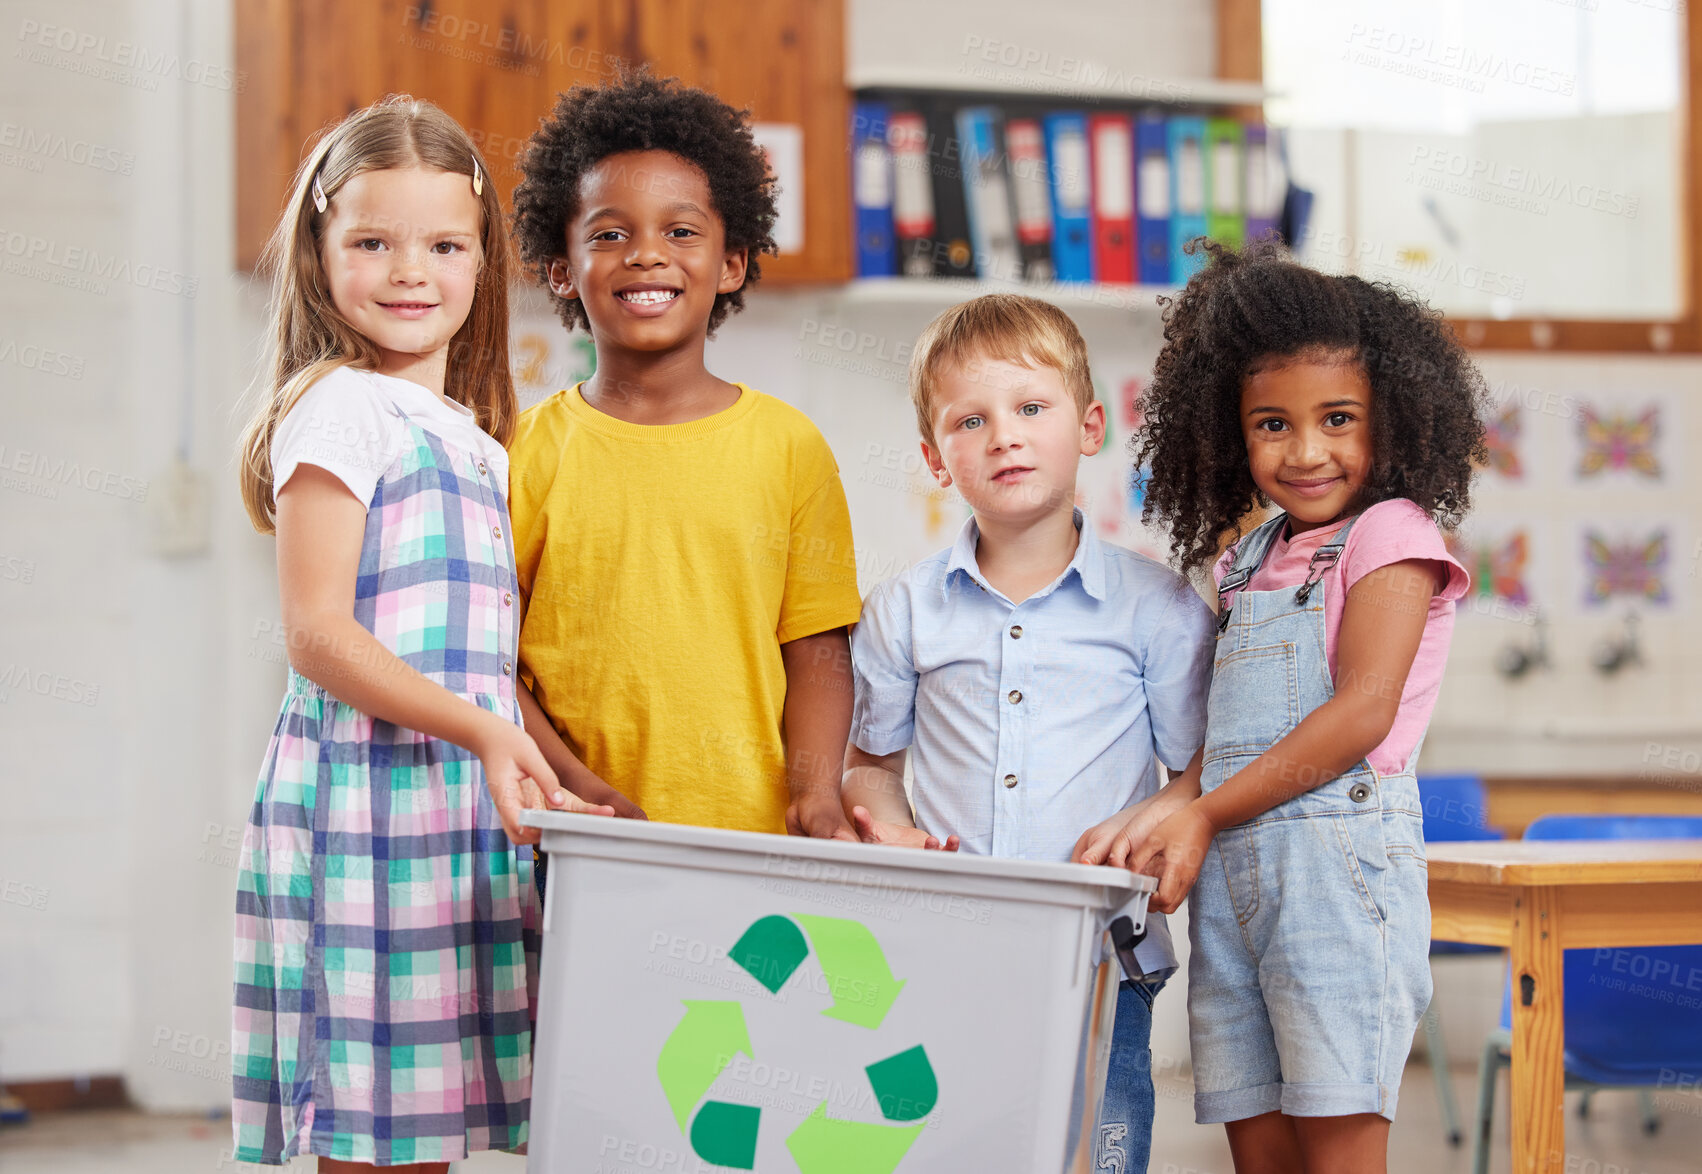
(1003, 774), (1018, 789)
(1007, 690), (1022, 705)
(1009, 625), (1023, 639)
(1348, 781), (1372, 803)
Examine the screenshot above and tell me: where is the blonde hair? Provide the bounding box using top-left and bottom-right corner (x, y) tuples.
(908, 294), (1096, 445)
(238, 95), (516, 533)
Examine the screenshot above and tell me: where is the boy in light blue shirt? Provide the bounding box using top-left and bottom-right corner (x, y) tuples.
(843, 294), (1214, 1174)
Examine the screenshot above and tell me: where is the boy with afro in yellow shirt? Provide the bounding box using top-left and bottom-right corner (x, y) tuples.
(507, 69), (862, 838)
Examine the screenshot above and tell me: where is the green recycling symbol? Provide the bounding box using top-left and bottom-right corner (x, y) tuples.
(655, 913), (938, 1172)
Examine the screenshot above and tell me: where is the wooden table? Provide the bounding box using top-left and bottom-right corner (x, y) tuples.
(1428, 841), (1702, 1174)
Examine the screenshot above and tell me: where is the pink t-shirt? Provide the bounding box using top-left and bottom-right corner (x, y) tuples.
(1213, 498), (1470, 774)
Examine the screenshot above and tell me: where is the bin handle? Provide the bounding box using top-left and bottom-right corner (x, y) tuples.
(1108, 915), (1148, 983)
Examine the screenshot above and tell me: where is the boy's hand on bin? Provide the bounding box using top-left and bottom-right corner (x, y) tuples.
(570, 773), (647, 821)
(1123, 805), (1215, 914)
(605, 793), (648, 820)
(850, 806), (960, 852)
(514, 682), (643, 819)
(786, 791), (860, 842)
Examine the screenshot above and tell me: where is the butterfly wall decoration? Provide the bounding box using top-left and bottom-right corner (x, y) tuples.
(1576, 405), (1661, 480)
(1480, 405), (1522, 479)
(1582, 528), (1669, 607)
(1447, 529), (1532, 609)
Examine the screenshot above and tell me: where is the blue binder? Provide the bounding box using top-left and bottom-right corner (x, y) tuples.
(1167, 115), (1209, 284)
(851, 101), (898, 277)
(1135, 113), (1171, 285)
(1044, 112), (1094, 283)
(957, 107), (1021, 283)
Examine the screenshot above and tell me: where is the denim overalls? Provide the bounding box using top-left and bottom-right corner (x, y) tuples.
(1187, 513), (1433, 1124)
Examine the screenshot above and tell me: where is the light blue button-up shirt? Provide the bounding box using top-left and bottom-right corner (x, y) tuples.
(850, 510), (1215, 976)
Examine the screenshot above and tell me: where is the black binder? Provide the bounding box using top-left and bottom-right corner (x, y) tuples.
(924, 100), (977, 279)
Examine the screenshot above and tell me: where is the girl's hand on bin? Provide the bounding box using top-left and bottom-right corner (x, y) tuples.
(1075, 779), (1198, 867)
(1123, 805), (1215, 914)
(476, 716), (615, 844)
(850, 806), (960, 852)
(1073, 802), (1158, 866)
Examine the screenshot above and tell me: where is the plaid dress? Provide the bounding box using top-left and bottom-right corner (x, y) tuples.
(232, 412), (538, 1165)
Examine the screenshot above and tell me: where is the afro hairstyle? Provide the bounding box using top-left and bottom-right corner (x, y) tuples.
(1132, 238), (1489, 574)
(511, 66), (778, 336)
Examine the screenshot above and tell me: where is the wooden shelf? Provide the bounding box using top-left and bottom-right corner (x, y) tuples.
(848, 66), (1269, 107)
(834, 276), (1177, 313)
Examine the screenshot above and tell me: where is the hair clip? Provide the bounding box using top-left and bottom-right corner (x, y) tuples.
(471, 161), (484, 197)
(311, 172), (328, 214)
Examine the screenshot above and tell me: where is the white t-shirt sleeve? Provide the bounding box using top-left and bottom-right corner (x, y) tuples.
(271, 367), (405, 506)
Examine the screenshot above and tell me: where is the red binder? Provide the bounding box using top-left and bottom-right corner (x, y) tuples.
(888, 109), (936, 278)
(1088, 113), (1135, 284)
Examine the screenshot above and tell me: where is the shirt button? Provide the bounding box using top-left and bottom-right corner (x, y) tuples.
(492, 524), (502, 540)
(503, 661), (513, 675)
(1008, 689), (1022, 705)
(1009, 625), (1023, 639)
(503, 591), (513, 607)
(1003, 774), (1018, 789)
(477, 460), (488, 476)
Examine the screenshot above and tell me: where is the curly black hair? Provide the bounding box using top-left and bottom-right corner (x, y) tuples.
(1133, 238), (1489, 574)
(512, 66), (778, 335)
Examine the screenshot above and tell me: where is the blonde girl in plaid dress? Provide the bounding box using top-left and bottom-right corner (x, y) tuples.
(232, 97), (634, 1171)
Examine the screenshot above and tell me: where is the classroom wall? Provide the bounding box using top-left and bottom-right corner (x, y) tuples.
(1426, 352), (1702, 775)
(0, 0), (276, 1104)
(3, 0), (1699, 1104)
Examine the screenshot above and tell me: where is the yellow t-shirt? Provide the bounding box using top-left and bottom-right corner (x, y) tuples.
(508, 383), (862, 833)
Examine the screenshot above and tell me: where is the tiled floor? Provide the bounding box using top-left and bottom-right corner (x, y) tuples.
(2, 1065), (1700, 1173)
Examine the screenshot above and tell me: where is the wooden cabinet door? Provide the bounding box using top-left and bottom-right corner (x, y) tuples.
(236, 0), (849, 281)
(386, 0), (554, 195)
(237, 0), (550, 269)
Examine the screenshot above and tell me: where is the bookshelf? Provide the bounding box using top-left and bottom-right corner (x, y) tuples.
(843, 77), (1275, 307)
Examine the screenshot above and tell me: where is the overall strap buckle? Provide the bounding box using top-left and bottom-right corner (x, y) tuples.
(1294, 544), (1343, 606)
(1293, 511), (1362, 605)
(1215, 514), (1289, 632)
(1215, 565), (1252, 631)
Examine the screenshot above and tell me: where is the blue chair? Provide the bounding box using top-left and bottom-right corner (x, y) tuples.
(1471, 814), (1702, 1174)
(1418, 774), (1506, 1146)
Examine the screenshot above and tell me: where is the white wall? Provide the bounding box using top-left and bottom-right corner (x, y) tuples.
(1, 0), (288, 1106)
(2, 0), (135, 1083)
(3, 0), (1699, 1108)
